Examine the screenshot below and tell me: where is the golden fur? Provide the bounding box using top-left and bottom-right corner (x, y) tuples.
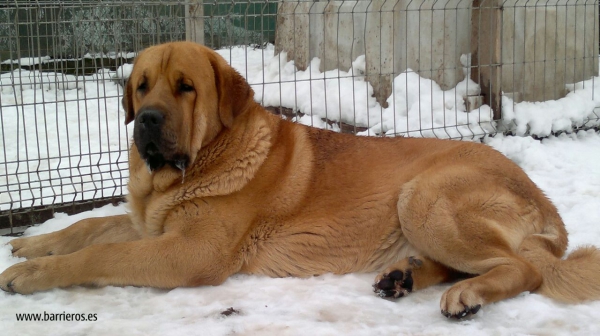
(2, 42), (599, 318)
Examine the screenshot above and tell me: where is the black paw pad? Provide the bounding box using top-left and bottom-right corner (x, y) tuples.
(442, 304), (481, 319)
(373, 269), (414, 299)
(388, 270), (404, 281)
(376, 277), (396, 291)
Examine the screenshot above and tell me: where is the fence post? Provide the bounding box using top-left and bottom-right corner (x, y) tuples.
(186, 1), (205, 45)
(365, 0), (394, 108)
(275, 1), (311, 70)
(470, 0), (502, 120)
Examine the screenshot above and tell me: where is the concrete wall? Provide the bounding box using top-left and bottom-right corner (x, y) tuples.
(500, 0), (598, 102)
(394, 0), (471, 90)
(275, 0), (473, 106)
(275, 0), (369, 72)
(276, 0), (599, 110)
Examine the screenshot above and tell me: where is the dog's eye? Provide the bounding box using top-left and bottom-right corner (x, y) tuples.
(179, 83), (194, 93)
(137, 82), (148, 92)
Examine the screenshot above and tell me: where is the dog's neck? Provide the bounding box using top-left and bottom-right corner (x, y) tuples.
(173, 107), (274, 200)
(126, 107), (275, 236)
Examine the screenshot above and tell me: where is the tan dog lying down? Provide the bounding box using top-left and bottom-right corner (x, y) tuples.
(2, 42), (599, 319)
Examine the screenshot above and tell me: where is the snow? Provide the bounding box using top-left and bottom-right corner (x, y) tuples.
(247, 50), (494, 138)
(114, 64), (134, 80)
(1, 52), (137, 66)
(0, 130), (599, 335)
(1, 56), (52, 66)
(500, 86), (600, 137)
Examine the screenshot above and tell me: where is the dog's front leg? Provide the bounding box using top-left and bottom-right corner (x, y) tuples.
(0, 233), (233, 294)
(9, 215), (141, 259)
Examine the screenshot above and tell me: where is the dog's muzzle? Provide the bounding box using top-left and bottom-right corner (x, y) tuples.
(134, 108), (164, 162)
(134, 108), (189, 172)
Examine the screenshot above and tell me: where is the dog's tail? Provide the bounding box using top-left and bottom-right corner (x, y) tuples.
(518, 214), (600, 303)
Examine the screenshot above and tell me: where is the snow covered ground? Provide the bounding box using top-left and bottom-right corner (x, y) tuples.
(0, 130), (599, 335)
(1, 44), (600, 334)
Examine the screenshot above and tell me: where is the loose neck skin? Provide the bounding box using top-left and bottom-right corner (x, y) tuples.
(126, 105), (277, 236)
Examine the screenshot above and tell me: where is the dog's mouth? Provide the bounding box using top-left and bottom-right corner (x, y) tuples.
(141, 143), (189, 174)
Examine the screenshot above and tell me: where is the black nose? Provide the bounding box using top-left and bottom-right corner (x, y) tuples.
(137, 109), (164, 130)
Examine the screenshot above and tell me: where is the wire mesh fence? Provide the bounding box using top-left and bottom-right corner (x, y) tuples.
(1, 0), (599, 234)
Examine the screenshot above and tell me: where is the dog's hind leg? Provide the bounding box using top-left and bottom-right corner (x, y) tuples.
(394, 176), (544, 318)
(437, 255), (541, 318)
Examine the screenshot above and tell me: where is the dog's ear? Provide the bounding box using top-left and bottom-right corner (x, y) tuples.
(207, 51), (254, 128)
(122, 77), (135, 125)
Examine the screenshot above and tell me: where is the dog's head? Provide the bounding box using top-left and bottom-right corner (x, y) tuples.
(122, 42), (253, 173)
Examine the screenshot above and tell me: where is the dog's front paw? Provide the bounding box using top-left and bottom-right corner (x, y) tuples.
(0, 258), (62, 294)
(9, 235), (61, 259)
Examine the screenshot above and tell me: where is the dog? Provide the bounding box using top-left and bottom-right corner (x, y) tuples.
(1, 41), (599, 319)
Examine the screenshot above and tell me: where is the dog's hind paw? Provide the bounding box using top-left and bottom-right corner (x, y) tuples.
(373, 268), (414, 298)
(373, 256), (426, 298)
